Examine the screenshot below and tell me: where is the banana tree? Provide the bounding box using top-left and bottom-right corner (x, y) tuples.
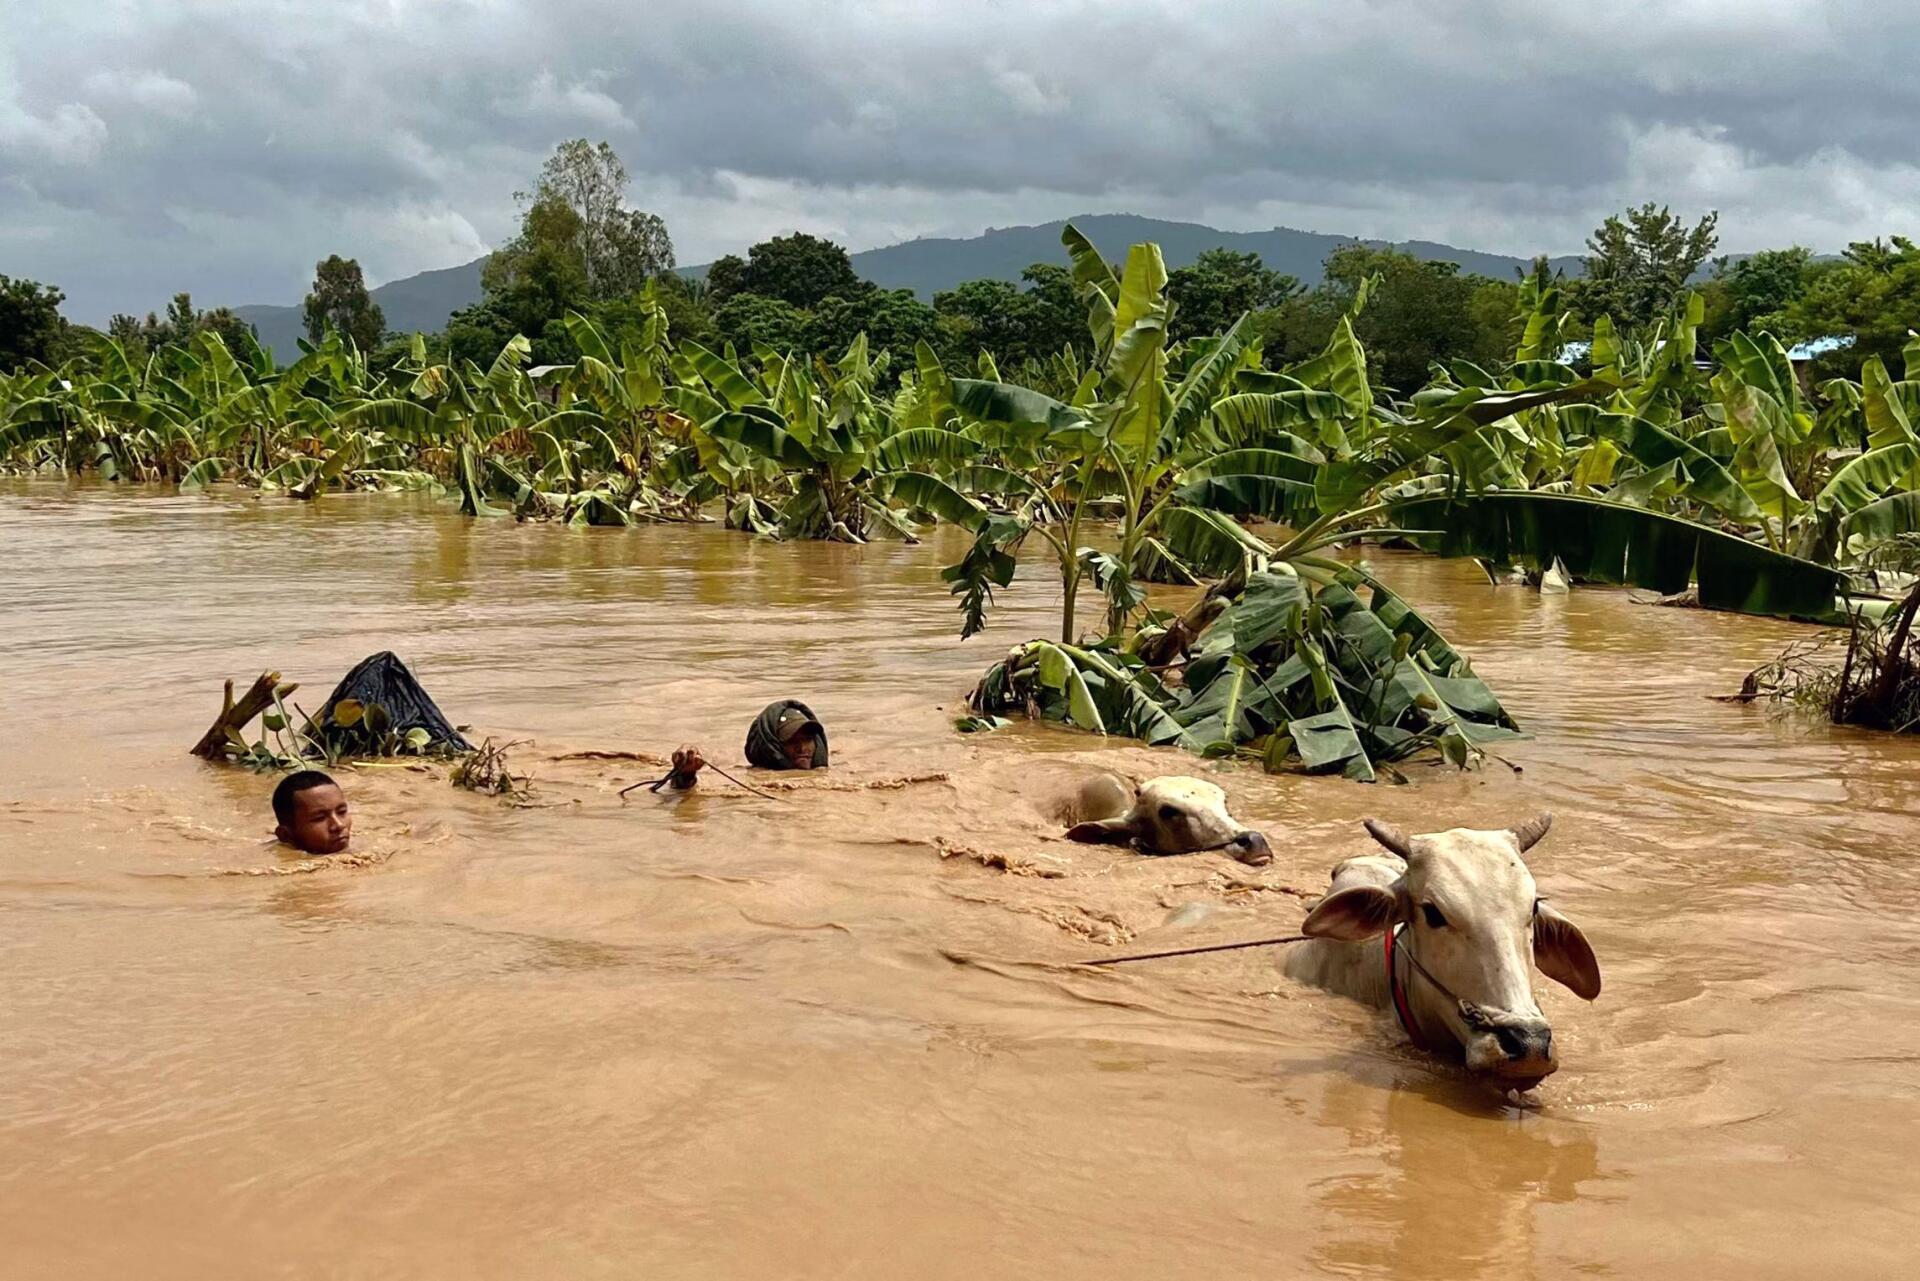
(952, 226), (1618, 779)
(667, 334), (983, 542)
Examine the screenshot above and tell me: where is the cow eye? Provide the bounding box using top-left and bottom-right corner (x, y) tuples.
(1421, 903), (1448, 929)
(1157, 804), (1183, 822)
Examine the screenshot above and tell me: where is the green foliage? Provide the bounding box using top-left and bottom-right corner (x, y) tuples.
(732, 233), (861, 310)
(932, 265), (1085, 368)
(0, 276), (72, 371)
(1166, 249), (1300, 343)
(302, 255), (386, 351)
(1777, 238), (1920, 378)
(500, 139), (673, 302)
(1701, 247), (1816, 342)
(1572, 202), (1720, 331)
(713, 293), (811, 354)
(107, 292), (260, 366)
(1263, 244), (1512, 392)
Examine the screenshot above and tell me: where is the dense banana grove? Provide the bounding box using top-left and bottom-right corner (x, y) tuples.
(6, 225), (1916, 777)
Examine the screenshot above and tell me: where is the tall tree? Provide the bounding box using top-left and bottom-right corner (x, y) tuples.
(106, 292), (257, 360)
(1573, 203), (1719, 330)
(1264, 244), (1506, 391)
(302, 256), (386, 350)
(1779, 236), (1920, 375)
(0, 276), (70, 370)
(501, 139), (673, 302)
(738, 233), (861, 310)
(1165, 249), (1299, 342)
(806, 287), (940, 360)
(1701, 246), (1815, 342)
(703, 254), (749, 305)
(932, 264), (1085, 367)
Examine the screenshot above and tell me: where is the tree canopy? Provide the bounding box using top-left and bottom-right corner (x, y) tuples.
(0, 276), (71, 370)
(303, 257), (385, 351)
(1573, 203), (1720, 331)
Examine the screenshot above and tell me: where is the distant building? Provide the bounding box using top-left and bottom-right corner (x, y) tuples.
(1785, 335), (1853, 364)
(526, 364), (569, 405)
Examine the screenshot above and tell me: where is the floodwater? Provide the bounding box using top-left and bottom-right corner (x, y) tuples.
(3, 480), (1918, 1280)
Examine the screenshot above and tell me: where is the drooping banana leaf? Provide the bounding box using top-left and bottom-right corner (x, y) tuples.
(871, 427), (982, 471)
(1150, 506), (1274, 578)
(949, 378), (1089, 433)
(882, 471), (988, 531)
(703, 411), (819, 469)
(1842, 491), (1920, 543)
(681, 342), (765, 409)
(1390, 490), (1845, 620)
(1315, 381), (1613, 514)
(1060, 223), (1119, 351)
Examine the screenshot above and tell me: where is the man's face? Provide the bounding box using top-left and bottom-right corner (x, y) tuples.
(279, 784), (353, 854)
(783, 732), (817, 770)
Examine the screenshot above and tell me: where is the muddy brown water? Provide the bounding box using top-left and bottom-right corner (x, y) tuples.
(3, 480), (1918, 1279)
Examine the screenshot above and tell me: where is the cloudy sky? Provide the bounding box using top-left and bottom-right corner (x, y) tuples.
(5, 0), (1916, 324)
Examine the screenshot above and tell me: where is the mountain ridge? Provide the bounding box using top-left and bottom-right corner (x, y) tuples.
(232, 214), (1589, 361)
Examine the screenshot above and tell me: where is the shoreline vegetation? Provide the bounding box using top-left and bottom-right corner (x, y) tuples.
(6, 143), (1919, 772)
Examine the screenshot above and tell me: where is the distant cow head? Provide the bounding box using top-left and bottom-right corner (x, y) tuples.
(1301, 814), (1600, 1088)
(1065, 776), (1272, 867)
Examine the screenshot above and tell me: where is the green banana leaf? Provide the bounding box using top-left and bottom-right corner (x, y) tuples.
(1391, 491), (1844, 619)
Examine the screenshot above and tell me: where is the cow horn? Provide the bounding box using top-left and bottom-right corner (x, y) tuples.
(1363, 818), (1413, 858)
(1510, 812), (1554, 851)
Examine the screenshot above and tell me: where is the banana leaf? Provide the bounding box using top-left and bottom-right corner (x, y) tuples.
(1390, 491), (1844, 620)
(883, 471), (988, 532)
(949, 378), (1088, 433)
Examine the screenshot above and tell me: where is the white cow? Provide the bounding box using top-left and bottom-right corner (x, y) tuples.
(1285, 813), (1601, 1088)
(1063, 774), (1273, 867)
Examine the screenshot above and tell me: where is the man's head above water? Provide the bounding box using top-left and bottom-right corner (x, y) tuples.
(746, 700), (829, 772)
(272, 770), (352, 855)
(775, 708), (824, 770)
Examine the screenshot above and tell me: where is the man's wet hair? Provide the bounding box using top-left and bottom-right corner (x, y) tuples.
(273, 770), (338, 823)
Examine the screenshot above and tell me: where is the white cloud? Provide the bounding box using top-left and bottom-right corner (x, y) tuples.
(0, 100), (108, 163)
(503, 71), (635, 131)
(6, 0), (1920, 323)
(82, 69), (198, 118)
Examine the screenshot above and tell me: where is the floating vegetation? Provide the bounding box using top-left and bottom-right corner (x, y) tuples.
(450, 737), (533, 798)
(1734, 538), (1920, 733)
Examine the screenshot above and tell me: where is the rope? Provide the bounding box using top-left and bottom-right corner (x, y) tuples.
(617, 759), (787, 802)
(1077, 932), (1309, 966)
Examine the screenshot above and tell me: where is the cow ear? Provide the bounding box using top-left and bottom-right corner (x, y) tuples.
(1534, 902), (1601, 1000)
(1065, 817), (1136, 845)
(1302, 883), (1403, 941)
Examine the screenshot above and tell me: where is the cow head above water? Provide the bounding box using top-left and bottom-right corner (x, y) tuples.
(1298, 813), (1601, 1089)
(1063, 776), (1272, 867)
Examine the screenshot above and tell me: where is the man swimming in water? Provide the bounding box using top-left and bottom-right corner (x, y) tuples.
(272, 770), (353, 855)
(744, 699), (829, 771)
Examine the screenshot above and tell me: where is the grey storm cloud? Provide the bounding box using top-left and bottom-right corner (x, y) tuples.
(4, 0), (1917, 324)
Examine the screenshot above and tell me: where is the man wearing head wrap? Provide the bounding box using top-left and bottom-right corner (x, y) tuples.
(745, 699), (829, 770)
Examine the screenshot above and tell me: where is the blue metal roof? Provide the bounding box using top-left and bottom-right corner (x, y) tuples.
(1786, 335), (1853, 360)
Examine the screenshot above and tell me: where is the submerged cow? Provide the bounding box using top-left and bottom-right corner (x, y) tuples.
(1285, 813), (1601, 1089)
(1062, 774), (1273, 867)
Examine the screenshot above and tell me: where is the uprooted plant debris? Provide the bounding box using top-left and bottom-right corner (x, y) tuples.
(450, 738), (533, 798)
(1733, 580), (1920, 734)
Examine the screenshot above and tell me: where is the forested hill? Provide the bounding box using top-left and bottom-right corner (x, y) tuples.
(822, 214), (1584, 298)
(232, 214), (1582, 360)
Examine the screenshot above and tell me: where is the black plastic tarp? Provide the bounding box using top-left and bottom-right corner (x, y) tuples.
(307, 651), (472, 754)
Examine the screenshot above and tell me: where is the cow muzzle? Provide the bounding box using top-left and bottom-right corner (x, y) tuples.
(1461, 1004), (1557, 1085)
(1224, 830), (1272, 867)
